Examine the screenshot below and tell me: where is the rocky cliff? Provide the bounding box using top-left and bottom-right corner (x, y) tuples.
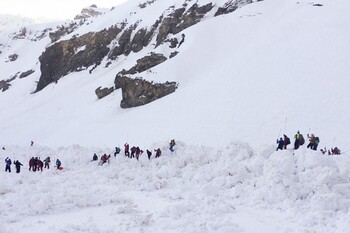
(2, 0), (256, 108)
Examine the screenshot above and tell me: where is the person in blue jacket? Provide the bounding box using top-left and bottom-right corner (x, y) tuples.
(276, 138), (284, 151)
(56, 159), (62, 170)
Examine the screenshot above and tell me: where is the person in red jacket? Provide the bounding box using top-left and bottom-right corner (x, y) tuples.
(29, 157), (35, 171)
(37, 159), (43, 172)
(100, 154), (110, 165)
(124, 143), (130, 157)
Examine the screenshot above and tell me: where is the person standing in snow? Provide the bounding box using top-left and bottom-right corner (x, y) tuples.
(276, 137), (284, 151)
(114, 147), (121, 157)
(154, 148), (161, 158)
(147, 150), (152, 160)
(169, 139), (176, 152)
(37, 158), (43, 172)
(33, 157), (38, 172)
(14, 160), (23, 173)
(56, 159), (62, 170)
(294, 131), (301, 150)
(307, 134), (315, 149)
(283, 134), (290, 149)
(124, 143), (130, 157)
(43, 157), (51, 169)
(29, 157), (35, 171)
(135, 147), (141, 160)
(313, 136), (320, 151)
(30, 141), (34, 146)
(5, 157), (11, 172)
(130, 146), (137, 158)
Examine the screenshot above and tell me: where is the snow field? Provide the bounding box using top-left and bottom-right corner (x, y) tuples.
(1, 142), (350, 232)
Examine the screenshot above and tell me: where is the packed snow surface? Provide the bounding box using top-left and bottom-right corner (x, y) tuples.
(1, 143), (350, 232)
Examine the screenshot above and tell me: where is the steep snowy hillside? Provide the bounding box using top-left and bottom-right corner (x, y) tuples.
(0, 0), (349, 153)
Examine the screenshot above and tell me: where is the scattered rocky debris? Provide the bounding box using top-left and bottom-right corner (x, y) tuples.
(139, 0), (156, 9)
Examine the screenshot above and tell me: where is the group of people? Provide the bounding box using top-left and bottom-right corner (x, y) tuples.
(276, 131), (341, 155)
(92, 140), (176, 165)
(4, 156), (62, 173)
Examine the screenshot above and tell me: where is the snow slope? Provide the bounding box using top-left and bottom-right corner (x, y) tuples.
(0, 0), (349, 152)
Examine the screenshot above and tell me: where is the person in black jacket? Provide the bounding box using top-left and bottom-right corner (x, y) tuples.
(14, 160), (23, 173)
(5, 157), (11, 172)
(146, 150), (152, 160)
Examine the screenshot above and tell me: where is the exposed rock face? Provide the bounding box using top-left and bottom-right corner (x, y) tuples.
(127, 53), (167, 75)
(115, 75), (177, 108)
(19, 69), (35, 79)
(49, 22), (81, 43)
(74, 5), (105, 20)
(95, 86), (114, 99)
(30, 0), (255, 108)
(156, 3), (214, 47)
(108, 27), (134, 60)
(36, 26), (121, 92)
(215, 0), (253, 16)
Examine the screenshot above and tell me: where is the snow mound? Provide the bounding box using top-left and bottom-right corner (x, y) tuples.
(1, 142), (350, 232)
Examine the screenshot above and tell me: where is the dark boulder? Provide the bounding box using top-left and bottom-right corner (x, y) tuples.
(128, 53), (167, 75)
(0, 80), (10, 92)
(95, 86), (114, 99)
(7, 53), (18, 62)
(19, 69), (35, 79)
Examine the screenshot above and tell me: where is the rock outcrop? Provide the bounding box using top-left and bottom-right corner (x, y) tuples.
(95, 86), (115, 99)
(126, 53), (167, 75)
(115, 74), (177, 108)
(7, 53), (18, 62)
(36, 26), (121, 92)
(30, 0), (254, 107)
(0, 80), (10, 92)
(74, 5), (106, 20)
(155, 3), (214, 47)
(19, 69), (35, 79)
(215, 0), (253, 16)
